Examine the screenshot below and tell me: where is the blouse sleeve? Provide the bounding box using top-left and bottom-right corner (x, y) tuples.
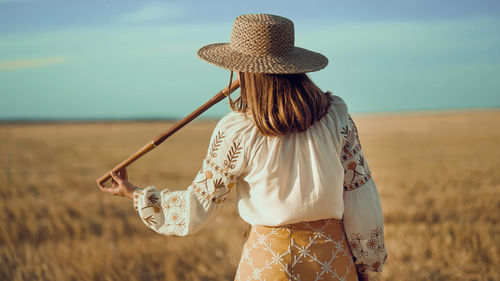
(132, 117), (246, 236)
(341, 114), (388, 272)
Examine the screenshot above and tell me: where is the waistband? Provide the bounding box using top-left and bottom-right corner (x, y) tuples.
(245, 218), (344, 238)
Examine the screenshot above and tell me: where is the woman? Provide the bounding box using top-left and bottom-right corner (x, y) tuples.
(98, 14), (387, 281)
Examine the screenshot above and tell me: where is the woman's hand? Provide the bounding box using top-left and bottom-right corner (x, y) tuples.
(357, 271), (369, 281)
(97, 169), (138, 199)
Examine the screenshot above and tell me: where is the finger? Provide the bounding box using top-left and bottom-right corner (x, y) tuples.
(122, 168), (128, 181)
(97, 179), (113, 194)
(96, 179), (105, 191)
(118, 169), (124, 180)
(97, 178), (112, 190)
(110, 171), (122, 183)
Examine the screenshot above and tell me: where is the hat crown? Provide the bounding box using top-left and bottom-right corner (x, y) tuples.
(230, 14), (295, 57)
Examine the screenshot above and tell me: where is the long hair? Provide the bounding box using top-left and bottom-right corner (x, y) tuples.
(230, 72), (332, 136)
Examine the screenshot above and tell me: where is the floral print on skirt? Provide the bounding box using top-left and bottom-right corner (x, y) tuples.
(235, 218), (358, 281)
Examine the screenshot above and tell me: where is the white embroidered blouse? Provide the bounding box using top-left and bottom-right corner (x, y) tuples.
(133, 94), (388, 272)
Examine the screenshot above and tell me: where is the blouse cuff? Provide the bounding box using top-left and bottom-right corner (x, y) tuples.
(132, 187), (144, 211)
(343, 180), (388, 272)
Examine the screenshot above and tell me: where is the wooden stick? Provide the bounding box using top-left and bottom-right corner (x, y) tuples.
(98, 80), (240, 185)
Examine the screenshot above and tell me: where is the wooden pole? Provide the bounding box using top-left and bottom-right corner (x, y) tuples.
(97, 80), (240, 185)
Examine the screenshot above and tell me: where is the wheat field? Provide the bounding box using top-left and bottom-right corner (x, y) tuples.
(0, 110), (499, 281)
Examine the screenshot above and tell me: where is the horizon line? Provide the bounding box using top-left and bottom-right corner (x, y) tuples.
(0, 106), (498, 124)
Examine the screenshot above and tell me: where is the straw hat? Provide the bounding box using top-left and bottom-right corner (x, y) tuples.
(197, 14), (328, 74)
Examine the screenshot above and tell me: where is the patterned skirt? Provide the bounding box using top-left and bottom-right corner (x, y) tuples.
(235, 218), (358, 281)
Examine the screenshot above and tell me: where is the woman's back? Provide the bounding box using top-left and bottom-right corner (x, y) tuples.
(225, 95), (350, 226)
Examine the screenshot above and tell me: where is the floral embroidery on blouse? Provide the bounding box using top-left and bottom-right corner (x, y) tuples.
(341, 115), (372, 191)
(133, 125), (244, 237)
(192, 139), (241, 204)
(342, 114), (388, 272)
(348, 226), (386, 259)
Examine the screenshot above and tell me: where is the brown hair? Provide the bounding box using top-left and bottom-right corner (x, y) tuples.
(230, 72), (332, 136)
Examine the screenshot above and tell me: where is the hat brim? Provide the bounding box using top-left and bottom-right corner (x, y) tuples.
(197, 43), (328, 74)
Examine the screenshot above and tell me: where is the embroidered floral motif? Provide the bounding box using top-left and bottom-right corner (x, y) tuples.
(349, 232), (369, 259)
(341, 115), (372, 191)
(133, 188), (144, 211)
(193, 184), (226, 204)
(204, 158), (237, 181)
(340, 125), (350, 139)
(344, 172), (372, 191)
(138, 188), (163, 214)
(143, 214), (156, 227)
(347, 161), (357, 171)
(370, 226), (385, 255)
(347, 161), (364, 183)
(213, 178), (225, 190)
(209, 131), (225, 158)
(358, 155), (365, 168)
(343, 150), (372, 191)
(192, 136), (241, 204)
(162, 192), (185, 209)
(141, 204), (161, 214)
(147, 193), (159, 206)
(347, 226), (387, 273)
(349, 237), (360, 252)
(223, 141), (242, 170)
(168, 212), (187, 228)
(159, 191), (188, 235)
(193, 161), (236, 204)
(367, 238), (378, 250)
(342, 143), (361, 159)
(372, 261), (381, 272)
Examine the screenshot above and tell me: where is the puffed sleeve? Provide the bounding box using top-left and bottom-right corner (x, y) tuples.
(132, 115), (246, 236)
(341, 114), (388, 272)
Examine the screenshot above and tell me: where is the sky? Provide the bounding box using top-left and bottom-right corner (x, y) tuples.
(0, 0), (499, 120)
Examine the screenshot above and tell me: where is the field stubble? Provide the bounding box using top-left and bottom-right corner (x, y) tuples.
(0, 110), (499, 280)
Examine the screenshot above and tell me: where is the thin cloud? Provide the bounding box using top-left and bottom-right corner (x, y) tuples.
(0, 57), (66, 71)
(114, 3), (185, 24)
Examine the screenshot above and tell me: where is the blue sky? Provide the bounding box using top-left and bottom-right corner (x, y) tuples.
(0, 0), (499, 120)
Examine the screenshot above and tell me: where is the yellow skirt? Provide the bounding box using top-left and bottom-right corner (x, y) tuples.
(235, 218), (358, 281)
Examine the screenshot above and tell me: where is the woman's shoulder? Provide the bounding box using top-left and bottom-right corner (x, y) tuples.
(328, 92), (348, 110)
(217, 110), (252, 126)
(215, 111), (257, 138)
(325, 92), (350, 124)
